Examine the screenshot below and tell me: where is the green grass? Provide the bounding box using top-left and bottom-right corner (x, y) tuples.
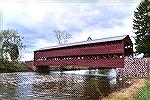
(0, 59), (32, 73)
(137, 78), (150, 100)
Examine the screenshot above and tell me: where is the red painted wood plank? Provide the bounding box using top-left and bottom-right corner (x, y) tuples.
(34, 58), (124, 68)
(34, 43), (124, 59)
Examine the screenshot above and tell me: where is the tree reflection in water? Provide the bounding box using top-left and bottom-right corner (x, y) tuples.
(82, 76), (113, 100)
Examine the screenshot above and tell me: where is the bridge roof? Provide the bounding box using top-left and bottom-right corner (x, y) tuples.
(36, 35), (129, 51)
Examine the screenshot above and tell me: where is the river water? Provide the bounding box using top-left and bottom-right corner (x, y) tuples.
(0, 69), (129, 100)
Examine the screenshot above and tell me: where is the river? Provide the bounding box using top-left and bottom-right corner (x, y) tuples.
(0, 69), (130, 100)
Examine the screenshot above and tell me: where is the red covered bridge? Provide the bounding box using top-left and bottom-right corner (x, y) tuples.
(34, 35), (133, 70)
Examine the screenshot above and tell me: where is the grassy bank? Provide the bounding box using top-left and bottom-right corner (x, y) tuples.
(102, 78), (145, 100)
(102, 78), (150, 100)
(137, 78), (150, 100)
(0, 59), (32, 73)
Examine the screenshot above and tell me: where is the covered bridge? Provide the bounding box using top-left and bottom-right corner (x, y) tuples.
(34, 35), (133, 69)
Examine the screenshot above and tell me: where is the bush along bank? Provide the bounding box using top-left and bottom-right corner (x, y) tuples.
(0, 59), (32, 73)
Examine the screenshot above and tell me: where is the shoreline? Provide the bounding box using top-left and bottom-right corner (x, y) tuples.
(102, 78), (145, 100)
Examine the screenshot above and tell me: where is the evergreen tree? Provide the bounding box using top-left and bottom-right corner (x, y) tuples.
(133, 0), (150, 57)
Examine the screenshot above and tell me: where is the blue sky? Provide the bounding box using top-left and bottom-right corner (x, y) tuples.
(0, 0), (141, 61)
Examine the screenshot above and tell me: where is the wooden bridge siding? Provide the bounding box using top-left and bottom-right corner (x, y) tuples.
(34, 43), (124, 59)
(34, 58), (124, 68)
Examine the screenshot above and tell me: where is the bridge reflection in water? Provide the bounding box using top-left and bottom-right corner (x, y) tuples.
(0, 69), (130, 100)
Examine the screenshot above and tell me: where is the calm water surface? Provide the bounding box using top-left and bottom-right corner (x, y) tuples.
(0, 69), (129, 100)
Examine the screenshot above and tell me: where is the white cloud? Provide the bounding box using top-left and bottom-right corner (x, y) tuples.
(20, 52), (34, 61)
(35, 39), (57, 49)
(1, 0), (141, 61)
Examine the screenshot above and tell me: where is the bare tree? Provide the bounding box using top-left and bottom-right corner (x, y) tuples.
(53, 30), (72, 45)
(1, 29), (26, 61)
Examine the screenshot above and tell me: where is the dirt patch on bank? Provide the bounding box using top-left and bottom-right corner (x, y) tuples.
(102, 79), (145, 100)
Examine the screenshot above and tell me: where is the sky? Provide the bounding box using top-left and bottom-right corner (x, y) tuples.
(0, 0), (141, 61)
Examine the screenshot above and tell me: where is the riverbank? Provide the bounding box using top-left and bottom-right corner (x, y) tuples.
(0, 59), (32, 73)
(137, 78), (150, 100)
(102, 78), (148, 100)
